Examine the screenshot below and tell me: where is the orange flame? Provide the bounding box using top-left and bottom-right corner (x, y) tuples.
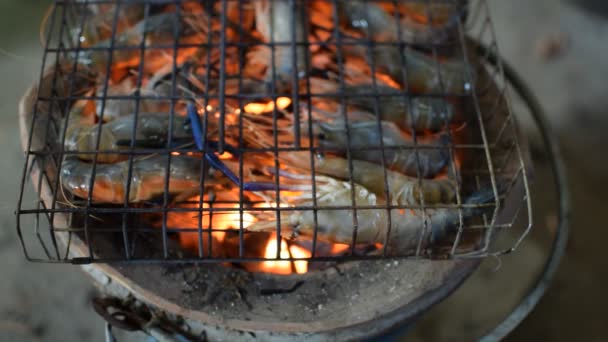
(260, 235), (311, 275)
(330, 243), (350, 255)
(290, 244), (311, 274)
(261, 237), (292, 275)
(166, 199), (256, 251)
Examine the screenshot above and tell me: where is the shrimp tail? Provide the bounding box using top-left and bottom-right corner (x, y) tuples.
(431, 188), (500, 241)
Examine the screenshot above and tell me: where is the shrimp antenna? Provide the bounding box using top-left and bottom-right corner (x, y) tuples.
(187, 102), (293, 192)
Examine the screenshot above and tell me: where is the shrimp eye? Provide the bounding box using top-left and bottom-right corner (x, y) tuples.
(317, 132), (326, 140)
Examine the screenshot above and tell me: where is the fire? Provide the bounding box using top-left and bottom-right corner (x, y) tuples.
(275, 97), (292, 109)
(244, 97), (292, 114)
(260, 235), (311, 275)
(210, 210), (256, 243)
(164, 192), (366, 274)
(253, 201), (290, 209)
(165, 195), (315, 275)
(375, 73), (402, 89)
(166, 199), (256, 251)
(290, 244), (311, 274)
(261, 238), (291, 275)
(218, 151), (233, 160)
(330, 243), (350, 255)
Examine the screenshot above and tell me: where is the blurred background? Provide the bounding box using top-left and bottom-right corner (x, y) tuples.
(0, 0), (606, 340)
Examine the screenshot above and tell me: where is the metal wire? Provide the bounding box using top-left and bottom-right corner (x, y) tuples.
(16, 0), (533, 265)
(477, 39), (570, 341)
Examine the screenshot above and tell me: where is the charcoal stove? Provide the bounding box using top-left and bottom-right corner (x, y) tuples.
(15, 0), (568, 340)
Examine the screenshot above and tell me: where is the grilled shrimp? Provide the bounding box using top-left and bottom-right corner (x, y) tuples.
(363, 45), (472, 94)
(78, 3), (146, 45)
(86, 12), (206, 72)
(316, 80), (457, 132)
(339, 0), (456, 45)
(254, 0), (308, 90)
(247, 140), (457, 206)
(337, 0), (470, 92)
(243, 119), (457, 204)
(64, 112), (193, 163)
(60, 155), (206, 204)
(247, 175), (494, 253)
(96, 78), (172, 121)
(397, 1), (466, 25)
(318, 119), (450, 178)
(403, 47), (472, 94)
(304, 154), (458, 206)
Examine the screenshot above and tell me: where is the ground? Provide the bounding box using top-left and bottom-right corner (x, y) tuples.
(0, 0), (606, 341)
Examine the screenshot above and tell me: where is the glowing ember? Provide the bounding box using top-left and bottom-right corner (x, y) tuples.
(375, 73), (402, 89)
(244, 97), (292, 114)
(330, 243), (350, 255)
(275, 97), (292, 109)
(218, 152), (233, 160)
(244, 103), (266, 115)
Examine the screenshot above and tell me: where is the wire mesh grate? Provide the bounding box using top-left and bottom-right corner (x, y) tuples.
(16, 0), (532, 267)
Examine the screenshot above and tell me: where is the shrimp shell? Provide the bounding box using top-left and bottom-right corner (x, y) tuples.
(318, 119), (450, 178)
(277, 151), (458, 206)
(341, 84), (457, 132)
(60, 155), (206, 204)
(247, 178), (491, 254)
(339, 0), (456, 45)
(64, 112), (192, 163)
(87, 12), (207, 73)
